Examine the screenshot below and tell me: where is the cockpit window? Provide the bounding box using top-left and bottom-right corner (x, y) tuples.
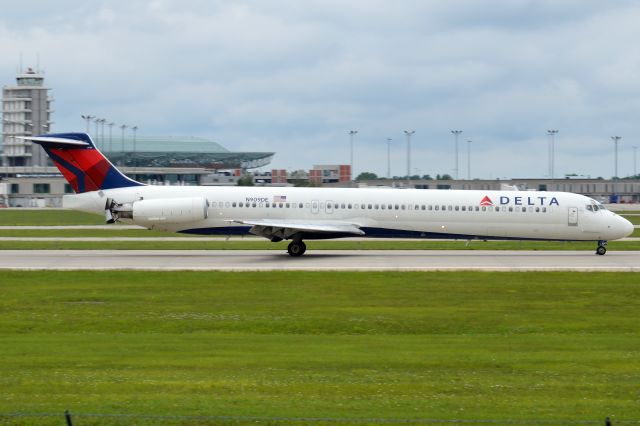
(586, 205), (593, 211)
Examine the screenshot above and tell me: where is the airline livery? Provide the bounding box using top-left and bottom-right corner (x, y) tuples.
(23, 133), (634, 256)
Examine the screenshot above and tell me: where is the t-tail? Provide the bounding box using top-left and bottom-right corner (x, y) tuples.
(20, 133), (143, 193)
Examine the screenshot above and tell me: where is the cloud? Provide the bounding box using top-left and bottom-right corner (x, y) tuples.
(2, 0), (640, 178)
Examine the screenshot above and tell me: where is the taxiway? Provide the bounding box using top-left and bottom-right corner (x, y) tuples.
(1, 250), (638, 271)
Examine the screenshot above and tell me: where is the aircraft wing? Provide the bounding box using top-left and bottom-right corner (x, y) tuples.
(227, 219), (365, 240)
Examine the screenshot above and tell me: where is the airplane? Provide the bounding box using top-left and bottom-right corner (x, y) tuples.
(21, 132), (634, 256)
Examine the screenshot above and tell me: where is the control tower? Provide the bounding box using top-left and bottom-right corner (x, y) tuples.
(1, 67), (54, 167)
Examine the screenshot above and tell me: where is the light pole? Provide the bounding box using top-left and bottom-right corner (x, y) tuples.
(611, 136), (621, 178)
(120, 124), (127, 166)
(404, 130), (415, 179)
(387, 138), (392, 179)
(634, 146), (638, 177)
(93, 118), (102, 144)
(467, 140), (472, 180)
(132, 126), (138, 173)
(99, 119), (106, 150)
(451, 130), (462, 179)
(107, 122), (115, 154)
(547, 130), (558, 179)
(81, 115), (94, 133)
(348, 130), (357, 181)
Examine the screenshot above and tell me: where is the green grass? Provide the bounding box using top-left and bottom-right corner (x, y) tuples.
(0, 271), (639, 425)
(0, 209), (104, 225)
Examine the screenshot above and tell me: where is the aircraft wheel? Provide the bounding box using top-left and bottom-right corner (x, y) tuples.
(287, 241), (307, 257)
(596, 246), (606, 256)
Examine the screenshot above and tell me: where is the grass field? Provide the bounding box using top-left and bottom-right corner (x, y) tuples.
(1, 271), (639, 425)
(0, 209), (104, 225)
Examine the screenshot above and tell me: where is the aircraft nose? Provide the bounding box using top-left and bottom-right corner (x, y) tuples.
(620, 216), (634, 238)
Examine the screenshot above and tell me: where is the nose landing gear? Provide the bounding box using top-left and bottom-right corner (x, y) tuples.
(596, 240), (607, 256)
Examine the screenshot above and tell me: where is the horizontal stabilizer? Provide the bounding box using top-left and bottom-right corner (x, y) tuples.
(18, 136), (91, 148)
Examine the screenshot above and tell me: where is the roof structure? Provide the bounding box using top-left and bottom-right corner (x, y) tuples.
(97, 136), (274, 170)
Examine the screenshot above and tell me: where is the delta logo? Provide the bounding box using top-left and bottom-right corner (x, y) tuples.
(479, 196), (493, 206)
(480, 195), (560, 206)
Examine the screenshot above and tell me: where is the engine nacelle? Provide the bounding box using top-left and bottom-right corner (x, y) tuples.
(131, 197), (208, 225)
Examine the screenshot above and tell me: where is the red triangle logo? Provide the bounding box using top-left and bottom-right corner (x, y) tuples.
(480, 195), (493, 206)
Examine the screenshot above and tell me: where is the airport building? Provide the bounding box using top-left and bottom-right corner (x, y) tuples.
(1, 67), (53, 167)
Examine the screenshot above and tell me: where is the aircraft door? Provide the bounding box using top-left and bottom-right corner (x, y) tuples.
(568, 207), (578, 226)
(325, 200), (334, 214)
(311, 200), (319, 214)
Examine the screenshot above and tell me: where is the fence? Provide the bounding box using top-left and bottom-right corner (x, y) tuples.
(1, 412), (639, 425)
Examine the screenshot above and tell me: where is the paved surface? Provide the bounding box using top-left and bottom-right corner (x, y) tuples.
(1, 250), (638, 271)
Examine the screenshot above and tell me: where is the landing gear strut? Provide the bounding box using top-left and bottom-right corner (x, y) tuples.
(596, 240), (607, 256)
(287, 240), (307, 257)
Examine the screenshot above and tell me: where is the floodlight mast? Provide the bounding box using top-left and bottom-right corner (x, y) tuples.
(611, 136), (621, 178)
(81, 115), (94, 133)
(404, 130), (415, 180)
(349, 130), (357, 181)
(387, 138), (392, 179)
(467, 140), (472, 180)
(451, 130), (462, 179)
(547, 130), (558, 179)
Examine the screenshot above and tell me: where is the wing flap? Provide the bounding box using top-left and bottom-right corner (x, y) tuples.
(227, 219), (365, 239)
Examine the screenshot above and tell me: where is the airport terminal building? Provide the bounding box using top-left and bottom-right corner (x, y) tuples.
(0, 135), (275, 207)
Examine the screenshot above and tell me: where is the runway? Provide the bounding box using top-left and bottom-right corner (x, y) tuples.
(1, 249), (639, 271)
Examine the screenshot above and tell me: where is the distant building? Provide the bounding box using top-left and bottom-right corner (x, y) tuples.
(309, 164), (351, 184)
(1, 67), (53, 167)
(97, 135), (273, 185)
(271, 169), (288, 184)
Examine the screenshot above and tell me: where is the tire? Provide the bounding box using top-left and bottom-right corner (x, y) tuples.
(596, 246), (606, 256)
(287, 241), (307, 257)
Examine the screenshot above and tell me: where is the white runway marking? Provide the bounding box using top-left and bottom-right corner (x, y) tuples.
(0, 250), (638, 271)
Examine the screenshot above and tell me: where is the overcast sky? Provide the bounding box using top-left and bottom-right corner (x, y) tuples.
(2, 0), (640, 179)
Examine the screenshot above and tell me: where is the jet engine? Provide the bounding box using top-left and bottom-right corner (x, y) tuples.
(105, 197), (208, 225)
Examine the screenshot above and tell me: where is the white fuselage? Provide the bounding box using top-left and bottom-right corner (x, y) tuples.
(64, 185), (633, 242)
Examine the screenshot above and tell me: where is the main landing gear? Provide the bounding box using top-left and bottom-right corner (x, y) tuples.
(596, 240), (607, 256)
(287, 240), (307, 257)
